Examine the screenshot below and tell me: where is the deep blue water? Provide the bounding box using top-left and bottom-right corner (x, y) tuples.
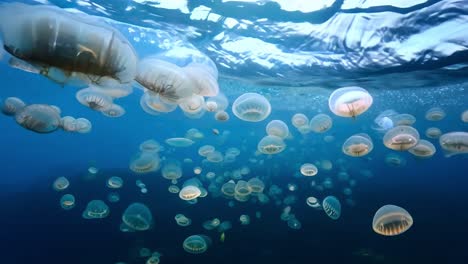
(1, 1), (468, 264)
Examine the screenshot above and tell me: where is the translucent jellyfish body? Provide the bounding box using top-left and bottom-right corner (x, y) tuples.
(322, 196), (341, 220)
(183, 235), (211, 254)
(291, 113), (309, 128)
(165, 137), (195, 147)
(161, 160), (182, 183)
(328, 86), (373, 118)
(385, 153), (407, 168)
(439, 132), (468, 157)
(392, 114), (416, 126)
(232, 93), (271, 122)
(121, 203), (152, 231)
(140, 139), (161, 153)
(373, 110), (396, 132)
(76, 87), (113, 111)
(0, 3), (137, 86)
(372, 205), (413, 236)
(425, 127), (442, 139)
(247, 178), (265, 193)
(129, 152), (160, 174)
(1, 97), (25, 116)
(425, 107), (446, 121)
(60, 194), (75, 210)
(136, 58), (193, 104)
(179, 95), (206, 118)
(203, 218), (221, 230)
(140, 92), (178, 115)
(82, 200), (109, 219)
(309, 114), (333, 133)
(101, 103), (125, 118)
(215, 111), (230, 121)
(184, 64), (219, 97)
(342, 133), (374, 157)
(175, 214), (192, 227)
(179, 186), (202, 201)
(383, 126), (420, 151)
(408, 139), (436, 158)
(257, 135), (286, 155)
(306, 196), (320, 208)
(198, 145), (215, 157)
(462, 110), (468, 123)
(239, 215), (250, 225)
(300, 163), (318, 176)
(53, 176), (70, 191)
(107, 176), (123, 189)
(266, 120), (289, 139)
(221, 180), (236, 197)
(15, 104), (61, 133)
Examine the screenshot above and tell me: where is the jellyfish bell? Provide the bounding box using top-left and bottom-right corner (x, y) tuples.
(383, 126), (420, 151)
(140, 139), (161, 153)
(257, 135), (286, 155)
(372, 205), (413, 236)
(385, 153), (407, 167)
(161, 159), (182, 182)
(82, 200), (110, 219)
(408, 139), (436, 158)
(15, 104), (61, 133)
(322, 196), (341, 220)
(309, 114), (333, 133)
(232, 93), (271, 122)
(140, 92), (178, 115)
(215, 110), (230, 122)
(53, 176), (70, 191)
(0, 3), (138, 86)
(165, 137), (195, 148)
(291, 113), (309, 128)
(425, 107), (446, 121)
(101, 103), (125, 118)
(306, 196), (320, 208)
(462, 110), (468, 123)
(175, 214), (192, 227)
(1, 97), (25, 116)
(342, 133), (374, 157)
(183, 235), (210, 254)
(179, 95), (205, 115)
(74, 118), (92, 133)
(121, 203), (153, 231)
(425, 127), (442, 139)
(136, 57), (193, 104)
(373, 110), (397, 132)
(205, 101), (218, 112)
(107, 176), (123, 189)
(76, 87), (113, 111)
(184, 64), (219, 97)
(439, 132), (468, 157)
(328, 86), (373, 118)
(266, 120), (289, 139)
(392, 114), (416, 126)
(60, 194), (75, 210)
(300, 163), (318, 176)
(130, 152), (160, 174)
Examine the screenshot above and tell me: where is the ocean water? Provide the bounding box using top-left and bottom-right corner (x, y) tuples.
(0, 0), (467, 264)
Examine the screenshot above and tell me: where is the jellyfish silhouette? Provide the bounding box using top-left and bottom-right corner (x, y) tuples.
(121, 203), (152, 231)
(372, 205), (413, 236)
(1, 97), (25, 116)
(408, 139), (436, 158)
(425, 107), (446, 121)
(266, 120), (289, 139)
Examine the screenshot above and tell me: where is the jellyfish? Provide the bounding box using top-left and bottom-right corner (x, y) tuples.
(257, 135), (286, 155)
(425, 127), (442, 139)
(121, 203), (152, 231)
(205, 101), (218, 112)
(291, 113), (309, 128)
(101, 103), (125, 118)
(217, 221), (232, 232)
(342, 133), (374, 157)
(328, 86), (373, 118)
(1, 97), (25, 116)
(161, 160), (182, 183)
(183, 235), (211, 254)
(82, 200), (109, 219)
(15, 104), (61, 133)
(140, 248), (152, 258)
(322, 196), (341, 220)
(408, 139), (436, 158)
(140, 92), (178, 115)
(385, 153), (407, 167)
(372, 110), (397, 132)
(320, 159), (333, 171)
(140, 139), (161, 153)
(221, 180), (236, 197)
(247, 178), (265, 193)
(300, 163), (318, 176)
(107, 176), (123, 189)
(175, 214), (192, 227)
(383, 126), (420, 151)
(107, 192), (120, 203)
(306, 196), (320, 208)
(439, 132), (468, 157)
(226, 147), (241, 157)
(76, 87), (113, 111)
(235, 180), (252, 196)
(60, 194), (75, 210)
(198, 145), (215, 157)
(206, 151), (224, 163)
(53, 176), (70, 191)
(165, 137), (195, 147)
(215, 111), (230, 122)
(462, 110), (468, 123)
(239, 214), (250, 225)
(203, 218), (221, 230)
(425, 107), (446, 121)
(266, 120), (289, 139)
(372, 205), (413, 236)
(136, 58), (193, 104)
(232, 93), (271, 122)
(146, 256), (160, 264)
(129, 152), (160, 174)
(179, 186), (202, 201)
(184, 64), (219, 97)
(309, 114), (333, 133)
(297, 125), (312, 135)
(74, 118), (92, 133)
(287, 217), (302, 230)
(392, 114), (416, 126)
(193, 167), (202, 175)
(179, 94), (206, 118)
(0, 3), (138, 86)
(168, 185), (180, 194)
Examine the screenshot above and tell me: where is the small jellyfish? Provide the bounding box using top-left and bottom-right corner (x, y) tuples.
(107, 176), (123, 189)
(300, 163), (318, 176)
(247, 178), (265, 193)
(306, 196), (320, 208)
(161, 160), (182, 183)
(53, 176), (70, 191)
(140, 92), (178, 115)
(408, 139), (436, 158)
(206, 151), (224, 163)
(232, 93), (271, 122)
(425, 107), (446, 121)
(60, 194), (75, 210)
(139, 139), (161, 153)
(425, 127), (442, 139)
(217, 221), (232, 232)
(1, 97), (25, 115)
(140, 248), (152, 258)
(235, 180), (252, 196)
(226, 147), (241, 157)
(168, 185), (180, 194)
(74, 118), (92, 133)
(101, 103), (126, 118)
(462, 110), (468, 123)
(179, 186), (202, 201)
(309, 114), (333, 133)
(82, 200), (109, 219)
(266, 120), (289, 139)
(107, 192), (120, 203)
(320, 159), (333, 171)
(165, 137), (195, 147)
(129, 152), (160, 174)
(183, 235), (211, 254)
(372, 205), (413, 236)
(215, 110), (230, 122)
(175, 214), (192, 227)
(385, 153), (407, 168)
(76, 88), (113, 111)
(439, 132), (468, 157)
(322, 196), (341, 220)
(205, 101), (218, 112)
(15, 104), (61, 133)
(203, 218), (221, 230)
(328, 86), (373, 118)
(121, 203), (152, 231)
(291, 113), (309, 128)
(392, 114), (416, 126)
(239, 214), (250, 225)
(257, 135), (286, 155)
(342, 133), (374, 157)
(373, 110), (397, 132)
(287, 217), (302, 230)
(383, 126), (420, 151)
(193, 166), (202, 175)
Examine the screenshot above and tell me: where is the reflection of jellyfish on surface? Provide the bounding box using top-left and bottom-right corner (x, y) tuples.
(82, 200), (109, 219)
(232, 93), (271, 122)
(121, 203), (152, 231)
(373, 205), (413, 236)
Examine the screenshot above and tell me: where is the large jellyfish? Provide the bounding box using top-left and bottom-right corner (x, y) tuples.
(15, 104), (61, 133)
(383, 126), (420, 151)
(328, 86), (373, 118)
(0, 3), (137, 86)
(372, 205), (413, 236)
(232, 93), (271, 122)
(121, 203), (153, 231)
(439, 132), (468, 157)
